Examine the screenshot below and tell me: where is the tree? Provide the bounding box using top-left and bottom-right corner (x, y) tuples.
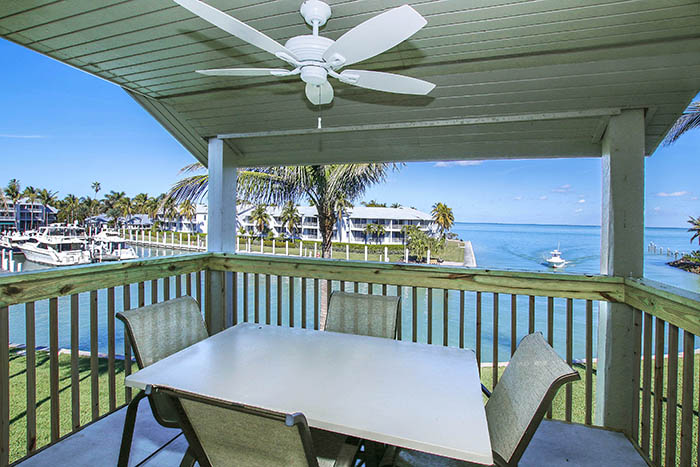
(664, 101), (700, 145)
(280, 201), (301, 238)
(38, 188), (58, 227)
(179, 199), (196, 230)
(405, 225), (445, 263)
(361, 199), (386, 207)
(390, 202), (402, 208)
(117, 197), (133, 226)
(91, 181), (101, 206)
(61, 194), (80, 224)
(4, 179), (21, 231)
(250, 204), (271, 238)
(132, 193), (150, 214)
(688, 216), (700, 245)
(431, 202), (454, 238)
(166, 163), (398, 258)
(364, 223), (386, 244)
(22, 186), (39, 230)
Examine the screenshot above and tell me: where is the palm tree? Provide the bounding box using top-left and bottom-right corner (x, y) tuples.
(363, 223), (385, 244)
(250, 204), (271, 238)
(4, 179), (21, 231)
(179, 200), (196, 231)
(117, 197), (133, 226)
(132, 193), (150, 214)
(361, 199), (386, 207)
(91, 181), (101, 203)
(62, 194), (80, 224)
(390, 202), (402, 208)
(166, 163), (398, 258)
(664, 101), (700, 145)
(22, 186), (39, 230)
(431, 202), (454, 238)
(688, 216), (700, 245)
(280, 201), (301, 237)
(38, 188), (58, 227)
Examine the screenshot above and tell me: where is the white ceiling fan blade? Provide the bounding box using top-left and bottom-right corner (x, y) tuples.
(196, 68), (291, 77)
(305, 81), (334, 105)
(339, 70), (435, 95)
(323, 5), (427, 68)
(173, 0), (299, 63)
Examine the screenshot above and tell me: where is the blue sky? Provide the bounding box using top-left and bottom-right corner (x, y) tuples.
(1, 39), (698, 228)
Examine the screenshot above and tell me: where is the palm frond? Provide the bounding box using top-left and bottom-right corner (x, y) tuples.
(664, 101), (700, 145)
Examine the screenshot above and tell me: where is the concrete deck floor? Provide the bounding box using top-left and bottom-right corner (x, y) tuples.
(15, 406), (649, 466)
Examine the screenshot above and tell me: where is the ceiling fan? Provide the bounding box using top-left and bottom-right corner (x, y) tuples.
(172, 0), (436, 105)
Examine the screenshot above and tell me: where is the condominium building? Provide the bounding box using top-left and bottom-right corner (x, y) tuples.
(0, 198), (57, 232)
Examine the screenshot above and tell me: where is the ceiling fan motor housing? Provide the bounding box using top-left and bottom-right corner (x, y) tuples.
(300, 0), (332, 27)
(285, 35), (335, 85)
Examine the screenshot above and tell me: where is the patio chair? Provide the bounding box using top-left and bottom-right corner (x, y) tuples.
(325, 291), (401, 339)
(152, 385), (361, 467)
(116, 296), (209, 467)
(382, 332), (580, 467)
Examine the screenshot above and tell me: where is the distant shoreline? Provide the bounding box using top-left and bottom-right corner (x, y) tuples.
(668, 259), (700, 275)
(451, 221), (686, 229)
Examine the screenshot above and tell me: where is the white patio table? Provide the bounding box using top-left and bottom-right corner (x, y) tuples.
(125, 323), (493, 465)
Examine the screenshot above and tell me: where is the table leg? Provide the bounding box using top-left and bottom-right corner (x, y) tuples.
(117, 390), (146, 467)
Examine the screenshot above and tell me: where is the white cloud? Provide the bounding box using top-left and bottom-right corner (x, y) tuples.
(434, 160), (483, 167)
(653, 206), (661, 212)
(657, 191), (688, 197)
(577, 199), (586, 204)
(575, 208), (583, 213)
(692, 196), (698, 201)
(539, 195), (548, 200)
(0, 134), (44, 139)
(513, 196), (523, 201)
(552, 184), (572, 193)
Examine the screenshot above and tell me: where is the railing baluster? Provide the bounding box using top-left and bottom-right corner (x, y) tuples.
(665, 324), (679, 466)
(25, 302), (36, 454)
(265, 275), (271, 325)
(254, 274), (260, 323)
(679, 330), (695, 466)
(511, 295), (517, 356)
(108, 287), (116, 412)
(301, 277), (307, 329)
(90, 290), (99, 421)
(354, 281), (359, 293)
(325, 279), (331, 311)
(382, 284), (387, 296)
(493, 293), (499, 388)
(176, 274), (182, 298)
(631, 309), (642, 442)
(49, 297), (60, 440)
(565, 298), (573, 422)
(368, 283), (374, 295)
(138, 281), (145, 308)
(164, 275), (171, 301)
(528, 296), (535, 334)
(640, 311), (652, 452)
(459, 290), (465, 349)
(652, 317), (665, 463)
(546, 296), (554, 419)
(314, 279), (320, 330)
(443, 289), (448, 346)
(1, 306), (8, 467)
(232, 272), (238, 326)
(186, 271), (192, 297)
(412, 287), (417, 343)
(289, 276), (295, 327)
(196, 271), (202, 312)
(150, 278), (158, 304)
(476, 292), (482, 373)
(243, 273), (249, 323)
(585, 300), (593, 426)
(276, 276), (282, 326)
(427, 288), (433, 345)
(70, 295), (80, 430)
(340, 280), (346, 292)
(124, 284), (133, 403)
(397, 286), (403, 340)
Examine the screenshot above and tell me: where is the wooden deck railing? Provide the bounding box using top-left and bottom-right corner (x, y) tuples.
(1, 253), (699, 465)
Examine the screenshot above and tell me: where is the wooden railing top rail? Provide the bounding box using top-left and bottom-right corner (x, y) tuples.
(2, 252), (699, 335)
(208, 253), (625, 302)
(0, 254), (209, 307)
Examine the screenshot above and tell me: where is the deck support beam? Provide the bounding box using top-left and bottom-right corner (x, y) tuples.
(207, 138), (237, 333)
(595, 109), (645, 435)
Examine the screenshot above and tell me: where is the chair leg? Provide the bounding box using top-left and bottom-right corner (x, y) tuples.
(117, 391), (147, 467)
(179, 446), (197, 467)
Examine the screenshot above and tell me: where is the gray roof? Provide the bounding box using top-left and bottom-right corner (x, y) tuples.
(2, 1), (698, 165)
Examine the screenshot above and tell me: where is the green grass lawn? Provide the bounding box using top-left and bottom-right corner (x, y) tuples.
(8, 349), (699, 465)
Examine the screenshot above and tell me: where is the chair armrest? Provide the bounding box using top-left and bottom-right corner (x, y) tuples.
(481, 384), (491, 398)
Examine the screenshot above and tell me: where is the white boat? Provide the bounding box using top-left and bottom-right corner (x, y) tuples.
(0, 231), (33, 252)
(90, 230), (138, 262)
(545, 245), (567, 268)
(19, 236), (91, 267)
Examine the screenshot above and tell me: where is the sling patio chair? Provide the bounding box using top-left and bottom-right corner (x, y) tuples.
(381, 332), (581, 467)
(116, 295), (209, 467)
(324, 290), (401, 339)
(152, 385), (361, 467)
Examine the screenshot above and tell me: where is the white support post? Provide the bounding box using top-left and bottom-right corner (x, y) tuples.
(207, 138), (237, 334)
(427, 249), (431, 263)
(300, 241), (304, 257)
(595, 110), (645, 436)
(346, 244), (349, 260)
(405, 248), (409, 263)
(384, 246), (389, 262)
(364, 245), (368, 261)
(272, 240), (276, 255)
(314, 243), (317, 257)
(286, 241), (289, 256)
(260, 238), (264, 254)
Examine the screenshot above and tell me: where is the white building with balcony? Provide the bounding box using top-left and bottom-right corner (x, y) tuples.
(237, 204), (437, 245)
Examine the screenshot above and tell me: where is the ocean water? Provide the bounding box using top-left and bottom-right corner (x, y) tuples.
(5, 224), (699, 362)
